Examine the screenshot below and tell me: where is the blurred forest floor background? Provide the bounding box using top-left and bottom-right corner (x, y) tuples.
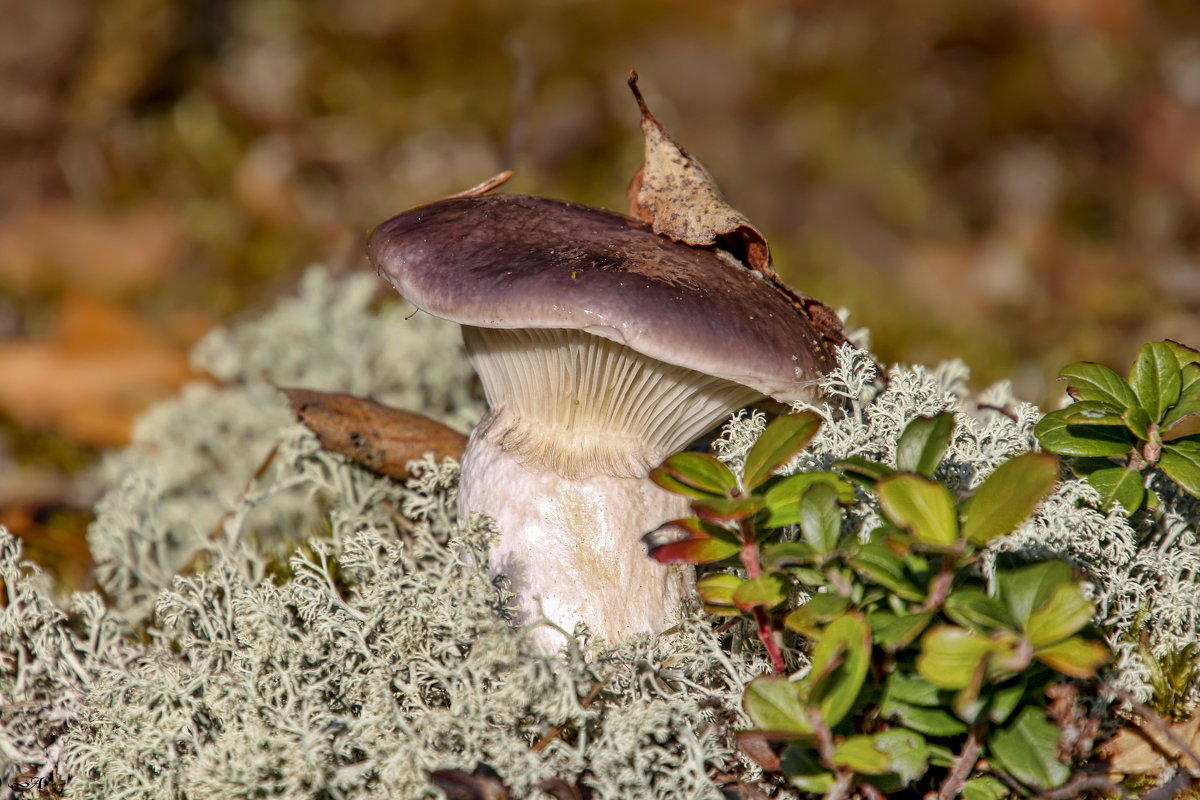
(3, 0), (1200, 589)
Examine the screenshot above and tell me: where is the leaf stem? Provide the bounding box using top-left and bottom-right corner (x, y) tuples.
(937, 724), (983, 800)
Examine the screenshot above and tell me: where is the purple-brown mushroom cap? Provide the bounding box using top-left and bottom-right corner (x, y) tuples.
(367, 193), (833, 402)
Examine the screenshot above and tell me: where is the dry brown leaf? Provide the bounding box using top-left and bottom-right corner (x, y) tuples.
(443, 170), (515, 199)
(284, 388), (467, 480)
(626, 72), (771, 273)
(0, 204), (182, 295)
(1104, 713), (1200, 778)
(0, 294), (196, 446)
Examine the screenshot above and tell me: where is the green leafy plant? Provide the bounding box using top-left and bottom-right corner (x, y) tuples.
(1034, 340), (1200, 514)
(648, 412), (1109, 798)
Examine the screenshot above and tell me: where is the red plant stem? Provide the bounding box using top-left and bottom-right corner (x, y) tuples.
(753, 606), (786, 673)
(739, 512), (785, 672)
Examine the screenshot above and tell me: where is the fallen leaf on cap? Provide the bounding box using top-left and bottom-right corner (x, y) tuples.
(626, 72), (771, 273)
(625, 72), (848, 360)
(283, 388), (467, 479)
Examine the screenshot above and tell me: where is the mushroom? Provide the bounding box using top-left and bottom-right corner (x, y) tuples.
(368, 192), (834, 651)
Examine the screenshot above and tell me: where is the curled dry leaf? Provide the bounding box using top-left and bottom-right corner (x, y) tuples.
(1103, 712), (1200, 779)
(283, 388), (467, 479)
(626, 72), (770, 272)
(625, 72), (847, 361)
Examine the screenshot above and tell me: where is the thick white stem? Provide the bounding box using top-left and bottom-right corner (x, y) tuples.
(459, 421), (692, 652)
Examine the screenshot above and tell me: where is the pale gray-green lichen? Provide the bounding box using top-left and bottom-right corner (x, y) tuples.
(2, 270), (1197, 799)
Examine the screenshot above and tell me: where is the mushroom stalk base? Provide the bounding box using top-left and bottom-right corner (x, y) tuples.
(459, 426), (692, 653)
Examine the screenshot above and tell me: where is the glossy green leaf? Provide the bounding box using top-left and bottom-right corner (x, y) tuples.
(988, 706), (1070, 790)
(1034, 411), (1134, 457)
(696, 573), (742, 607)
(798, 482), (842, 555)
(916, 626), (1003, 690)
(961, 452), (1059, 545)
(784, 593), (851, 637)
(995, 560), (1074, 628)
(742, 412), (823, 489)
(871, 728), (929, 785)
(1130, 341), (1182, 423)
(833, 455), (895, 484)
(1163, 339), (1200, 370)
(1162, 362), (1200, 429)
(658, 452), (739, 496)
(881, 670), (942, 707)
(1035, 636), (1109, 678)
(1122, 406), (1152, 440)
(896, 412), (955, 477)
(877, 474), (959, 547)
(868, 609), (934, 650)
(848, 541), (925, 602)
(1161, 439), (1200, 498)
(832, 735), (891, 774)
(961, 776), (1009, 800)
(691, 495), (764, 522)
(881, 699), (968, 737)
(1058, 361), (1138, 407)
(762, 471), (855, 527)
(1025, 582), (1095, 647)
(1061, 400), (1127, 427)
(989, 679), (1026, 724)
(761, 541), (817, 570)
(1084, 466), (1146, 514)
(743, 675), (813, 735)
(733, 573), (790, 611)
(943, 587), (1015, 632)
(806, 614), (871, 728)
(779, 746), (835, 793)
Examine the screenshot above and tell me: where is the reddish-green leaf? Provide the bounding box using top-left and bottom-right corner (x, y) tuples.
(761, 541), (817, 570)
(1058, 361), (1137, 407)
(960, 452), (1058, 546)
(692, 495), (764, 522)
(657, 452), (739, 495)
(877, 474), (959, 547)
(1130, 341), (1182, 423)
(896, 412), (955, 477)
(742, 412), (823, 489)
(1163, 339), (1200, 370)
(649, 518), (741, 564)
(785, 593), (851, 637)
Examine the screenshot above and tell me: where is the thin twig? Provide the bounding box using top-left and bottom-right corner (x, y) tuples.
(937, 725), (983, 800)
(532, 674), (610, 752)
(1029, 772), (1129, 800)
